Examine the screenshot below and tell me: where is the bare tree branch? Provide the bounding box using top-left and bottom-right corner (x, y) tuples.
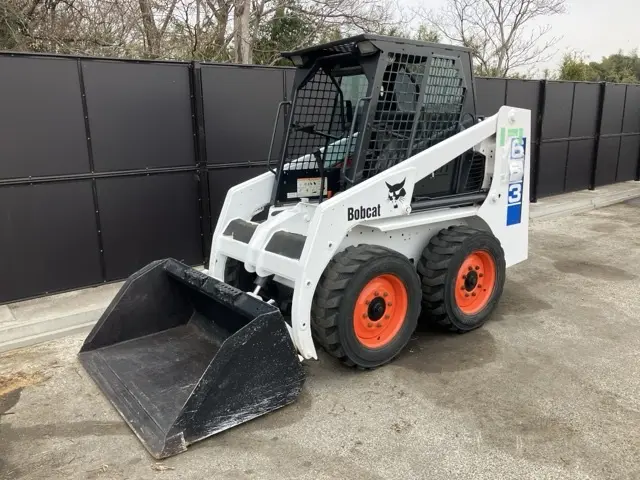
(419, 0), (566, 77)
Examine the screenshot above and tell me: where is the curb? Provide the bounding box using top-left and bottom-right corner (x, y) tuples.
(1, 266), (205, 354)
(0, 308), (104, 354)
(530, 185), (640, 221)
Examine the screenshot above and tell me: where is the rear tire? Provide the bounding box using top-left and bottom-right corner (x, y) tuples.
(417, 226), (506, 332)
(312, 245), (421, 368)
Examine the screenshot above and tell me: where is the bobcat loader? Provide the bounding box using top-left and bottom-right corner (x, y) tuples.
(79, 34), (530, 458)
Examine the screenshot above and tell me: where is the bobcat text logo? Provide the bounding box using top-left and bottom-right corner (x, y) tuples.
(386, 179), (406, 208)
(347, 205), (381, 221)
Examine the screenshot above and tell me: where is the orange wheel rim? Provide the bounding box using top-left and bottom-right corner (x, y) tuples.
(353, 274), (408, 348)
(455, 250), (496, 315)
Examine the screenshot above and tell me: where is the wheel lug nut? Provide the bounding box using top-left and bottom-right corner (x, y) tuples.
(368, 322), (373, 327)
(377, 323), (383, 328)
(387, 302), (392, 306)
(365, 300), (370, 305)
(472, 292), (476, 297)
(462, 275), (467, 279)
(383, 292), (388, 297)
(478, 285), (482, 288)
(465, 293), (469, 297)
(362, 313), (367, 318)
(385, 314), (390, 319)
(468, 266), (473, 271)
(374, 291), (379, 296)
(475, 266), (480, 270)
(460, 286), (465, 290)
(479, 273), (484, 277)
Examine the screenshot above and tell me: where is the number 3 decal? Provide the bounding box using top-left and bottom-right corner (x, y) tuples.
(508, 183), (522, 204)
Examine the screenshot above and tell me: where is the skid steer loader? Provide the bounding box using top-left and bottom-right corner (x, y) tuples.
(79, 34), (530, 458)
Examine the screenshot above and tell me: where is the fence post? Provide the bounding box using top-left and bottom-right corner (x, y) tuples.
(190, 61), (213, 264)
(77, 58), (107, 283)
(590, 82), (607, 190)
(531, 79), (546, 203)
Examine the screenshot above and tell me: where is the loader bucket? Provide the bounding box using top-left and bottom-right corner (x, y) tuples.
(78, 258), (305, 459)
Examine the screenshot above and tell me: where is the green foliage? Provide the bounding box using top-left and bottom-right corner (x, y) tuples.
(252, 17), (441, 66)
(558, 53), (597, 81)
(253, 2), (316, 65)
(415, 25), (439, 43)
(558, 50), (640, 83)
(374, 23), (440, 43)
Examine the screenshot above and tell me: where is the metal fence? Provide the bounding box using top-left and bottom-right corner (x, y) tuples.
(0, 52), (638, 303)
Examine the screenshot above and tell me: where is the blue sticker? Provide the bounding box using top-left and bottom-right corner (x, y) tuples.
(506, 136), (526, 226)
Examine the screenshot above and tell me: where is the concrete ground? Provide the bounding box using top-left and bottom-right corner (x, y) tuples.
(1, 198), (640, 480)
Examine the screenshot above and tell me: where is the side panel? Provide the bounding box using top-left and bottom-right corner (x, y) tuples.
(476, 108), (531, 267)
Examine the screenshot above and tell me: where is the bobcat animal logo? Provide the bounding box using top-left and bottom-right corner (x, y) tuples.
(386, 178), (406, 208)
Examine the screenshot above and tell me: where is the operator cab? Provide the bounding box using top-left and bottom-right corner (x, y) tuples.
(269, 34), (483, 206)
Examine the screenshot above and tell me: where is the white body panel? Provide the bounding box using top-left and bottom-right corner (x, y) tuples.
(208, 106), (531, 360)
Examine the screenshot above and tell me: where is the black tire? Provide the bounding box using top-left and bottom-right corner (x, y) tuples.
(311, 245), (422, 368)
(417, 225), (506, 332)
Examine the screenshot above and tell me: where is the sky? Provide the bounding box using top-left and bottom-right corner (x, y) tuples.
(403, 0), (640, 74)
(541, 0), (640, 67)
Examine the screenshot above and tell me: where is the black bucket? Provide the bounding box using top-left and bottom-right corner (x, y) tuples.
(78, 258), (305, 459)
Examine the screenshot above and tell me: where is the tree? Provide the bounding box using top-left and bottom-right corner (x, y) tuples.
(252, 1), (316, 65)
(138, 0), (179, 58)
(557, 52), (597, 81)
(557, 50), (640, 83)
(0, 0), (401, 65)
(419, 0), (566, 77)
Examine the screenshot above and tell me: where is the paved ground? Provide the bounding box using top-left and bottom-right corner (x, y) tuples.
(2, 199), (640, 480)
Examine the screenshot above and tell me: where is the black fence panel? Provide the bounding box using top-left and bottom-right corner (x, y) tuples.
(475, 77), (506, 117)
(565, 83), (600, 193)
(617, 85), (640, 182)
(96, 173), (203, 281)
(596, 84), (627, 186)
(596, 136), (622, 186)
(537, 82), (574, 196)
(201, 65), (287, 165)
(82, 60), (196, 172)
(1, 51), (639, 304)
(541, 82), (574, 139)
(506, 80), (541, 140)
(565, 139), (596, 193)
(0, 53), (202, 303)
(571, 83), (600, 137)
(537, 142), (569, 197)
(618, 136), (640, 182)
(0, 56), (90, 179)
(0, 181), (103, 303)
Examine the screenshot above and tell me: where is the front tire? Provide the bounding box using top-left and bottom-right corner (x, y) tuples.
(311, 245), (422, 368)
(417, 226), (506, 332)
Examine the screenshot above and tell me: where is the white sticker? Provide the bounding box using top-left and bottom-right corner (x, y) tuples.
(297, 177), (328, 197)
